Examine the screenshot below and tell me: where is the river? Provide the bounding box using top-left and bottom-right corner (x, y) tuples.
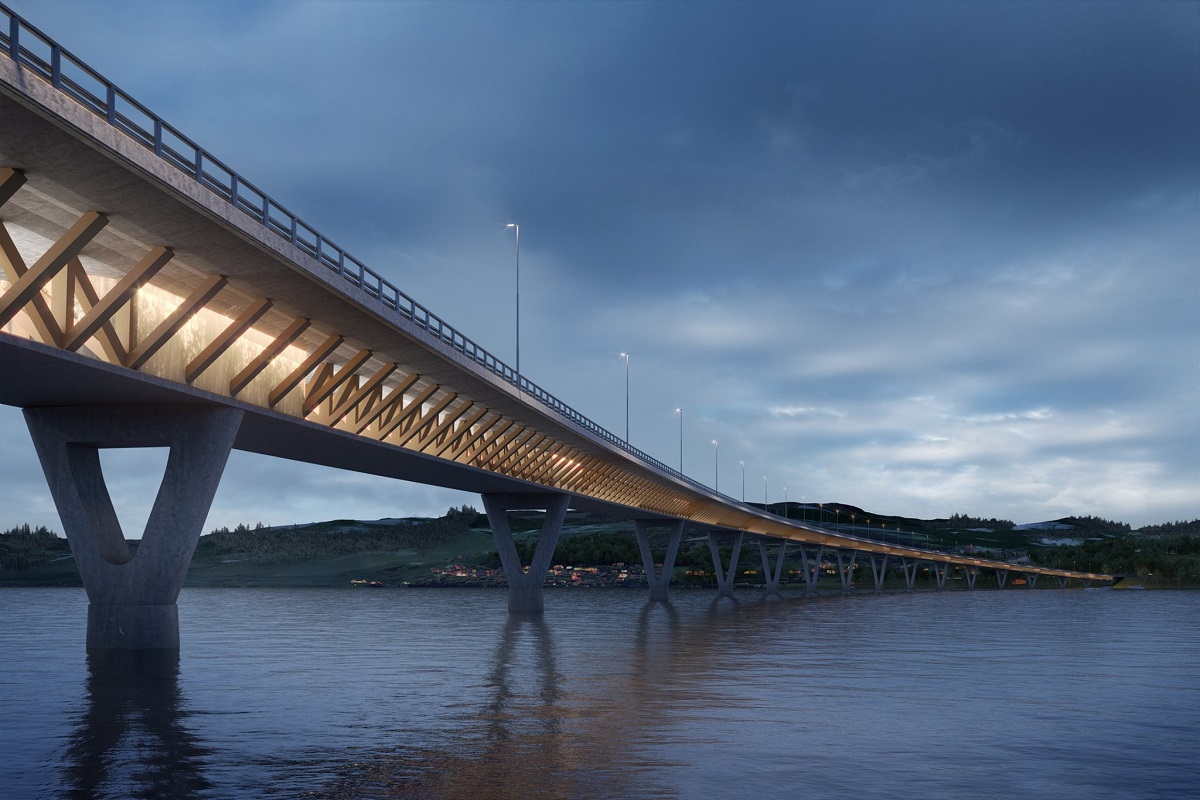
(1, 586), (1197, 799)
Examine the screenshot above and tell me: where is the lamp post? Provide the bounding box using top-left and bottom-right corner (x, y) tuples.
(783, 486), (788, 518)
(505, 223), (520, 392)
(712, 439), (719, 491)
(675, 407), (683, 473)
(619, 352), (630, 442)
(763, 475), (768, 510)
(740, 460), (745, 502)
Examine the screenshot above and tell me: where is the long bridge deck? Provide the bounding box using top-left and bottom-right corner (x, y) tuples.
(0, 5), (1112, 649)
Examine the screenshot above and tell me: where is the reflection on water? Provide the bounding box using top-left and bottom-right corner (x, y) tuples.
(3, 588), (1198, 799)
(65, 651), (211, 800)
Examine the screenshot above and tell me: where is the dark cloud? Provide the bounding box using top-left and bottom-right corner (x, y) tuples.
(4, 0), (1197, 529)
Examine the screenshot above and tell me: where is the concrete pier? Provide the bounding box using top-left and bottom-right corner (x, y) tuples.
(24, 405), (242, 651)
(900, 558), (918, 591)
(963, 564), (979, 590)
(635, 519), (684, 602)
(798, 545), (824, 591)
(482, 493), (569, 613)
(931, 561), (950, 590)
(835, 549), (856, 591)
(867, 554), (889, 591)
(757, 538), (788, 595)
(707, 530), (744, 597)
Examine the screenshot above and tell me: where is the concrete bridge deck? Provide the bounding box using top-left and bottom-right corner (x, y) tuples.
(0, 5), (1112, 649)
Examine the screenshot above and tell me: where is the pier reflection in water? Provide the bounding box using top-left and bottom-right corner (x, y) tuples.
(65, 651), (210, 800)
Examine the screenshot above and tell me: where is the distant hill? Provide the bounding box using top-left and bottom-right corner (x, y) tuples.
(3, 508), (1197, 588)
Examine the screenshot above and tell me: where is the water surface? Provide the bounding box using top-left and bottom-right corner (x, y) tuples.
(2, 587), (1196, 798)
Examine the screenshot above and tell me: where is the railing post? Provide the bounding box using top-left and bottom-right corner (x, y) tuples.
(9, 13), (20, 61)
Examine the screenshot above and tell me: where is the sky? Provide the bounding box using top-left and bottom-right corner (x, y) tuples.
(2, 0), (1197, 535)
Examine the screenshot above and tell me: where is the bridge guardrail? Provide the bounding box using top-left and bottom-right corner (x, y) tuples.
(1, 4), (952, 555)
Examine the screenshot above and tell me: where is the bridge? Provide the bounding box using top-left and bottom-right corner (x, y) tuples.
(0, 6), (1112, 651)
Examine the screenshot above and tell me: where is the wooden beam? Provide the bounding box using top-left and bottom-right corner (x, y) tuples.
(299, 347), (370, 414)
(0, 211), (108, 327)
(0, 223), (66, 346)
(127, 274), (227, 369)
(442, 412), (503, 460)
(266, 334), (345, 408)
(460, 419), (518, 464)
(316, 361), (397, 427)
(406, 399), (474, 452)
(65, 258), (126, 363)
(63, 246), (173, 351)
(230, 316), (310, 396)
(186, 297), (273, 383)
(389, 391), (458, 448)
(0, 167), (27, 209)
(350, 373), (419, 434)
(428, 405), (489, 458)
(375, 383), (439, 440)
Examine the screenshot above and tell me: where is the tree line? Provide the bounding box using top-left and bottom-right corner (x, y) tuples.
(196, 505), (482, 564)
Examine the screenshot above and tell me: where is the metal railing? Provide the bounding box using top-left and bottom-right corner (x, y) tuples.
(0, 6), (958, 556)
(0, 5), (731, 493)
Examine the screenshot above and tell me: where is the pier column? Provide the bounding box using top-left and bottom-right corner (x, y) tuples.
(1056, 576), (1069, 589)
(799, 545), (824, 592)
(900, 558), (918, 591)
(757, 538), (788, 595)
(482, 493), (570, 614)
(635, 519), (684, 603)
(867, 554), (889, 591)
(962, 565), (979, 590)
(931, 561), (950, 590)
(707, 530), (744, 597)
(995, 569), (1009, 589)
(24, 405), (243, 651)
(834, 549), (856, 591)
(1024, 573), (1040, 589)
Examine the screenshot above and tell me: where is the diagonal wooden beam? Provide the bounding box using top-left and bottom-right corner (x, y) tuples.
(65, 258), (126, 363)
(442, 412), (503, 460)
(497, 432), (548, 474)
(299, 347), (370, 414)
(350, 373), (419, 434)
(0, 167), (27, 209)
(230, 316), (311, 396)
(0, 224), (64, 346)
(266, 334), (345, 408)
(316, 361), (397, 427)
(461, 419), (518, 464)
(483, 428), (536, 470)
(405, 399), (473, 453)
(186, 298), (273, 383)
(375, 383), (439, 441)
(127, 274), (227, 369)
(0, 211), (108, 327)
(524, 444), (571, 482)
(428, 405), (489, 458)
(63, 246), (173, 352)
(389, 390), (458, 448)
(506, 435), (554, 476)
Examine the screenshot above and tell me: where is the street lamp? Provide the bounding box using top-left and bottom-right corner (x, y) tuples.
(675, 407), (683, 473)
(739, 460), (745, 502)
(505, 223), (520, 392)
(712, 439), (719, 491)
(619, 352), (630, 442)
(763, 475), (768, 509)
(783, 486), (788, 518)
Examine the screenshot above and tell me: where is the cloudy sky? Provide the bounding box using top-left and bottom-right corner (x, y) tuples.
(2, 0), (1197, 534)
